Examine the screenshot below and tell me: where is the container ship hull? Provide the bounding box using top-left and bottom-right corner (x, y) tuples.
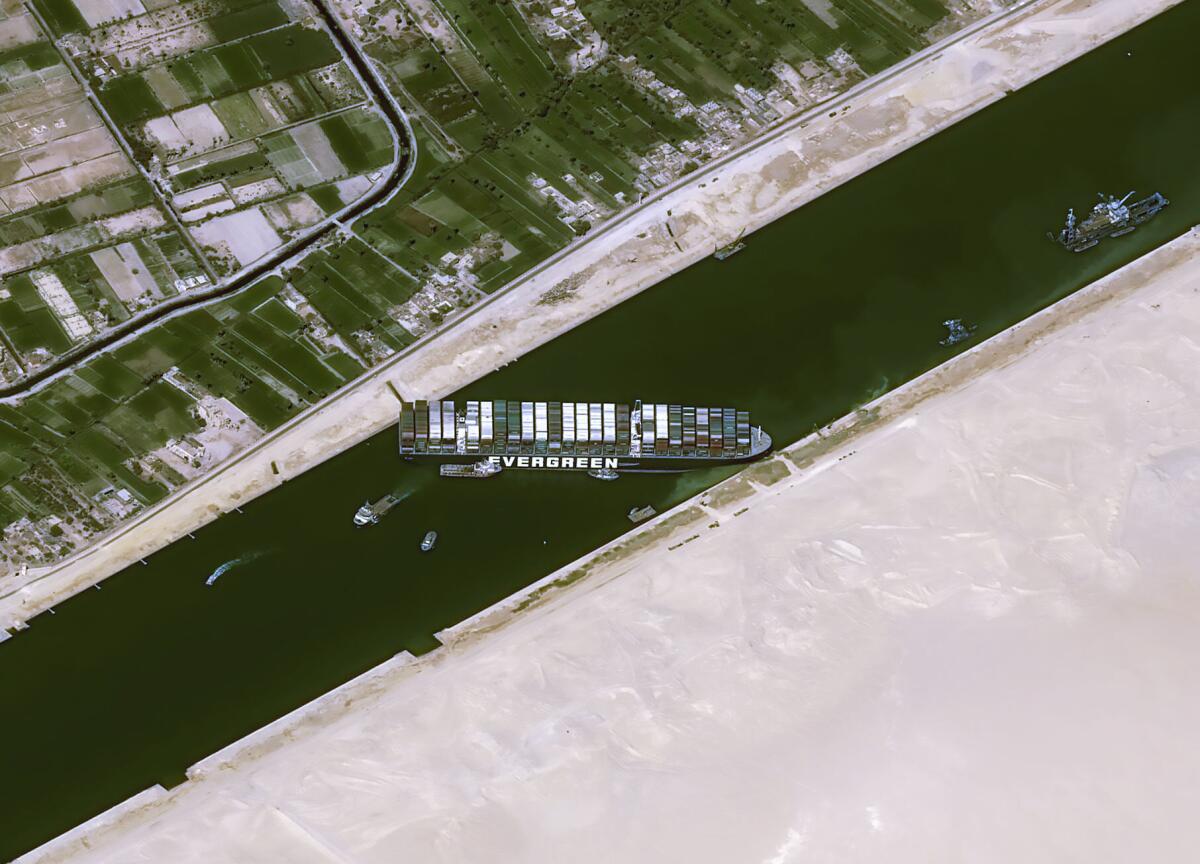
(399, 399), (772, 473)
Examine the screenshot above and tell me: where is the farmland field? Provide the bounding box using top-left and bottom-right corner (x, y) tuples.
(0, 0), (990, 569)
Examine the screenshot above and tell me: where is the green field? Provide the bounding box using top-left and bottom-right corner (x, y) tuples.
(319, 109), (394, 175)
(0, 0), (960, 538)
(0, 178), (156, 248)
(0, 42), (61, 74)
(29, 0), (87, 34)
(207, 1), (290, 42)
(100, 25), (343, 128)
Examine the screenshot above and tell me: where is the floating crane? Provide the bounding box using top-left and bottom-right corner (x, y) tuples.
(1049, 190), (1168, 252)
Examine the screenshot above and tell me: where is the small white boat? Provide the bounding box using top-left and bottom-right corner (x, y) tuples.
(588, 468), (619, 481)
(420, 531), (438, 552)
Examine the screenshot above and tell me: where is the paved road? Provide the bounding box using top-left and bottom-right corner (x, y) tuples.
(0, 0), (415, 399)
(0, 0), (1041, 401)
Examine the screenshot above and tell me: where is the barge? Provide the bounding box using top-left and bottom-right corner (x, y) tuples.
(400, 399), (772, 474)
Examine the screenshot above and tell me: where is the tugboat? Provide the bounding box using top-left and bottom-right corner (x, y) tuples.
(353, 493), (402, 527)
(1049, 191), (1168, 252)
(439, 459), (503, 479)
(420, 531), (438, 552)
(588, 467), (620, 480)
(939, 319), (977, 347)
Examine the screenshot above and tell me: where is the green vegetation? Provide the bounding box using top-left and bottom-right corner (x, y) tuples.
(582, 0), (945, 82)
(319, 110), (394, 175)
(306, 183), (348, 214)
(172, 151), (273, 192)
(0, 42), (61, 74)
(0, 178), (156, 247)
(288, 238), (419, 352)
(0, 272), (372, 524)
(29, 0), (88, 35)
(207, 1), (290, 42)
(101, 75), (166, 126)
(0, 0), (960, 543)
(99, 25), (342, 128)
(0, 274), (72, 356)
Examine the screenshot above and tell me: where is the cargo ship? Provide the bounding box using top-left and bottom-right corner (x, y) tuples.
(399, 399), (772, 474)
(1049, 191), (1168, 252)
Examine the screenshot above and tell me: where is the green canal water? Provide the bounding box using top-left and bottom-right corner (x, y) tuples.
(3, 4), (1199, 857)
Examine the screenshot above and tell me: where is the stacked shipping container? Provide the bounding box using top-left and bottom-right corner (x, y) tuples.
(399, 400), (761, 462)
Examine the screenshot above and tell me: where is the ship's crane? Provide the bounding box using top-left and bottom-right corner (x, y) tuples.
(1051, 207), (1078, 245)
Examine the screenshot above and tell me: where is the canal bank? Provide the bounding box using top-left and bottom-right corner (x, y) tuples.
(0, 0), (1182, 629)
(24, 226), (1200, 864)
(3, 0), (1200, 858)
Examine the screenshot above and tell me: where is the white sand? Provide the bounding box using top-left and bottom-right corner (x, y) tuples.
(0, 0), (1181, 628)
(23, 228), (1200, 863)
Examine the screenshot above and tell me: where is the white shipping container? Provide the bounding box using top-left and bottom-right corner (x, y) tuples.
(590, 403), (602, 442)
(656, 404), (668, 439)
(563, 402), (576, 442)
(576, 403), (589, 441)
(603, 403), (616, 442)
(429, 400), (441, 442)
(562, 403), (575, 440)
(521, 402), (534, 441)
(481, 402), (493, 439)
(535, 402), (548, 440)
(467, 402), (479, 443)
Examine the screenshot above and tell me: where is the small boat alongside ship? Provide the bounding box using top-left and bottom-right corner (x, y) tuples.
(353, 493), (402, 527)
(439, 460), (502, 479)
(1049, 190), (1168, 252)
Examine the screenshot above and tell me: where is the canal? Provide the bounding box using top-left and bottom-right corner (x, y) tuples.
(2, 3), (1198, 857)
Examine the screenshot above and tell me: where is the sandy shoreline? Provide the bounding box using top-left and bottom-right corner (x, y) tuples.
(0, 0), (1182, 630)
(23, 223), (1200, 862)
